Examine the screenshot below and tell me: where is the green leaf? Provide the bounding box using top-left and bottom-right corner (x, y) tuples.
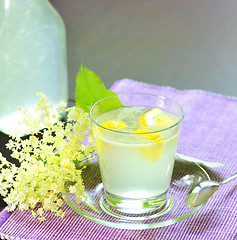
(75, 63), (119, 112)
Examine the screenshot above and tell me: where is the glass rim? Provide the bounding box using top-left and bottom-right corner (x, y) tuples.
(89, 92), (184, 135)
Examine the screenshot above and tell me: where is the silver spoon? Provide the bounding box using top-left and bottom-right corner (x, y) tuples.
(185, 172), (237, 207)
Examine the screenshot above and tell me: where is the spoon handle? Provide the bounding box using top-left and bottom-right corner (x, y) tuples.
(220, 173), (237, 185)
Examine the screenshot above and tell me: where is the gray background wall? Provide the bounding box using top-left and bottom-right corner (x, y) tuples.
(50, 0), (237, 100)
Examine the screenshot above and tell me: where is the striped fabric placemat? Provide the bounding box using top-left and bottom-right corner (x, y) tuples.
(0, 79), (236, 240)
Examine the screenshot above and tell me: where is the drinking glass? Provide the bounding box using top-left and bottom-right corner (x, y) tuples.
(89, 93), (184, 214)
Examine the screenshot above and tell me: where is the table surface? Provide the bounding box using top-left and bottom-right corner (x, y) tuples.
(49, 0), (237, 100)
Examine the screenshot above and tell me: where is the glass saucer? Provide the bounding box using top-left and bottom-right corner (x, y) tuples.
(64, 159), (210, 229)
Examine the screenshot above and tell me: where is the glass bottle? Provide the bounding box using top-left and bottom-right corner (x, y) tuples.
(0, 0), (68, 135)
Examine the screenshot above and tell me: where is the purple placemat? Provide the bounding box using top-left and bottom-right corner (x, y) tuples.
(0, 79), (236, 240)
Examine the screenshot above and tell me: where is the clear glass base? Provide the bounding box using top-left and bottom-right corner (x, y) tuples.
(104, 191), (167, 214)
(64, 159), (210, 229)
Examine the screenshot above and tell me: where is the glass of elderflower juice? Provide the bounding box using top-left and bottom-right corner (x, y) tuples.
(89, 93), (184, 214)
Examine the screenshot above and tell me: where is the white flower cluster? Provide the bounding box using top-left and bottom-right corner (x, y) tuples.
(0, 93), (95, 221)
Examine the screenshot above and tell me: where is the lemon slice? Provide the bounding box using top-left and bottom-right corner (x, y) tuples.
(100, 120), (127, 130)
(132, 129), (163, 142)
(132, 129), (164, 163)
(97, 121), (127, 152)
(140, 108), (169, 127)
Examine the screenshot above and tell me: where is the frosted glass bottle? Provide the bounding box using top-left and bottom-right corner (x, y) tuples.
(0, 0), (68, 135)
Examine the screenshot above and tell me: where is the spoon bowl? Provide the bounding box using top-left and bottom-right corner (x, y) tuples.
(185, 172), (237, 207)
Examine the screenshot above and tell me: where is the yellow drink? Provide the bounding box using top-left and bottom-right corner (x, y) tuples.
(94, 107), (180, 199)
(90, 93), (183, 213)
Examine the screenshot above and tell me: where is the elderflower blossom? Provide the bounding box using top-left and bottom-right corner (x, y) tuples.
(0, 93), (95, 221)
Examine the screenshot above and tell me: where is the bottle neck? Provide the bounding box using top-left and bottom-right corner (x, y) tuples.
(2, 0), (48, 11)
(1, 0), (50, 19)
